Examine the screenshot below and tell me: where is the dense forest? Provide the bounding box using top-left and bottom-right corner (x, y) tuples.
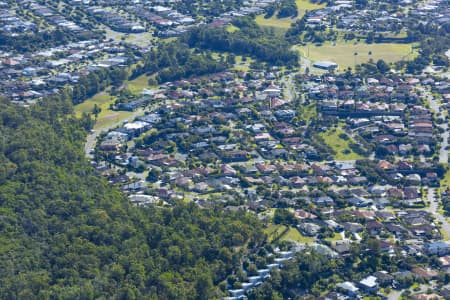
(0, 94), (265, 299)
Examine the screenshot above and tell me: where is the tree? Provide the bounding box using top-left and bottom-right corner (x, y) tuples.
(273, 208), (297, 226)
(0, 100), (266, 298)
(376, 59), (390, 74)
(92, 104), (101, 120)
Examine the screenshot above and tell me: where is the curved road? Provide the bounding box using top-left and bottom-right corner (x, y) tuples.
(423, 87), (449, 163)
(422, 86), (450, 238)
(428, 188), (450, 239)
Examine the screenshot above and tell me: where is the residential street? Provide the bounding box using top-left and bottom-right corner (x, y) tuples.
(428, 188), (450, 239)
(424, 87), (449, 163)
(281, 72), (300, 103)
(440, 123), (449, 164)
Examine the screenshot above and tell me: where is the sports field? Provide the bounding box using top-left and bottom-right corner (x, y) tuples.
(295, 41), (416, 70)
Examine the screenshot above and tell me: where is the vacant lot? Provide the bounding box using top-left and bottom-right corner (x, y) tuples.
(319, 128), (363, 160)
(295, 41), (416, 70)
(255, 0), (325, 29)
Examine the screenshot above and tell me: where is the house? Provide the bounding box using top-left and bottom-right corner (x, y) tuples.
(343, 222), (364, 233)
(424, 241), (450, 256)
(359, 276), (378, 294)
(411, 267), (439, 280)
(263, 86), (281, 97)
(366, 220), (383, 235)
(438, 256), (450, 271)
(348, 195), (372, 207)
(99, 139), (122, 152)
(336, 282), (359, 297)
(332, 241), (351, 256)
(317, 292), (350, 300)
(295, 209), (317, 220)
(314, 196), (334, 206)
(412, 294), (442, 300)
(228, 289), (245, 298)
(123, 121), (151, 136)
(299, 222), (321, 236)
(373, 271), (393, 287)
(325, 220), (343, 232)
(121, 180), (147, 192)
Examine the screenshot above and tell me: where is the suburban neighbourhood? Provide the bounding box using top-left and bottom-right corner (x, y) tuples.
(1, 0), (450, 298)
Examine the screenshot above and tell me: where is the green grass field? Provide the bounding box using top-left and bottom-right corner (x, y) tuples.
(126, 74), (157, 95)
(264, 224), (314, 243)
(282, 227), (315, 243)
(295, 41), (417, 70)
(74, 92), (112, 118)
(264, 224), (288, 242)
(255, 0), (325, 29)
(226, 25), (240, 33)
(319, 128), (363, 160)
(255, 14), (295, 29)
(325, 232), (343, 243)
(74, 92), (135, 131)
(441, 169), (450, 189)
(299, 102), (317, 122)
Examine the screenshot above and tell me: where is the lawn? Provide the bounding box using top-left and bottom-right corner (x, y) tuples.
(264, 224), (288, 242)
(226, 25), (240, 33)
(325, 232), (343, 243)
(441, 169), (450, 189)
(295, 41), (417, 70)
(126, 74), (157, 95)
(282, 227), (315, 243)
(319, 128), (364, 160)
(75, 92), (112, 117)
(74, 92), (135, 131)
(299, 102), (317, 122)
(441, 227), (450, 241)
(104, 27), (156, 48)
(255, 14), (295, 29)
(234, 55), (254, 72)
(255, 0), (325, 29)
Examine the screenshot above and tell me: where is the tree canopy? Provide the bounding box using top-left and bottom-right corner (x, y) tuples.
(0, 96), (264, 299)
